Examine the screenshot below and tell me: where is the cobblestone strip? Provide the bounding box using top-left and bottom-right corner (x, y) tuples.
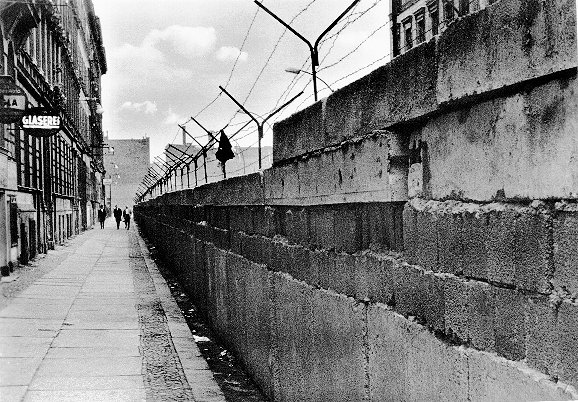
(128, 231), (195, 401)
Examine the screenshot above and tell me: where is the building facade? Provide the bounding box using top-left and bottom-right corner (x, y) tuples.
(390, 0), (497, 57)
(103, 137), (150, 213)
(0, 0), (106, 276)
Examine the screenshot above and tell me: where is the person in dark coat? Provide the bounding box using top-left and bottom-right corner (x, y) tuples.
(123, 206), (131, 230)
(97, 205), (106, 229)
(113, 205), (123, 230)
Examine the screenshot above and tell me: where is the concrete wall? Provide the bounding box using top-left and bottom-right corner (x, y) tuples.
(136, 0), (578, 400)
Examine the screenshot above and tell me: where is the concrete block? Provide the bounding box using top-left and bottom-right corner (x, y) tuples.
(364, 39), (438, 130)
(368, 305), (468, 401)
(486, 208), (550, 293)
(334, 205), (361, 254)
(310, 207), (335, 251)
(425, 76), (578, 201)
(437, 0), (577, 105)
(243, 263), (274, 399)
(270, 273), (315, 401)
(393, 263), (444, 332)
(558, 301), (578, 388)
(414, 206), (438, 272)
(327, 253), (356, 297)
(467, 348), (577, 402)
(285, 208), (309, 246)
(311, 250), (334, 289)
(493, 287), (526, 361)
(444, 277), (495, 351)
(525, 295), (559, 378)
(324, 73), (368, 145)
(230, 231), (243, 256)
(269, 240), (289, 274)
(553, 207), (578, 296)
(363, 254), (395, 305)
(461, 210), (488, 280)
(437, 211), (464, 275)
(309, 289), (367, 402)
(263, 206), (276, 238)
(242, 235), (262, 265)
(273, 102), (324, 163)
(367, 305), (409, 400)
(286, 244), (311, 284)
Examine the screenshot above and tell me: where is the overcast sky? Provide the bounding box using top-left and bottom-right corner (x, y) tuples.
(92, 0), (391, 161)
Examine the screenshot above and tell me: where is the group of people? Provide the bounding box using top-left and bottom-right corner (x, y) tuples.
(97, 205), (132, 230)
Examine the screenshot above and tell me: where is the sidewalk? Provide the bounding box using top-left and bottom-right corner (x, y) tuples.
(0, 219), (225, 402)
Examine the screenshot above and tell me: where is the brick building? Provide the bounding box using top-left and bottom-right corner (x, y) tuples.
(0, 0), (106, 276)
(390, 0), (497, 57)
(103, 137), (150, 213)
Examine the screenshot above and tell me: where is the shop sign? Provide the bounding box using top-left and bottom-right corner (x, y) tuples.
(20, 107), (62, 137)
(0, 76), (27, 123)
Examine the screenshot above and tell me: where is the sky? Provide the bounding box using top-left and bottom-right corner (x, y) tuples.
(91, 0), (391, 162)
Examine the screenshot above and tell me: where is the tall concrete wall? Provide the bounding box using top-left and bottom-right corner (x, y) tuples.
(136, 0), (578, 400)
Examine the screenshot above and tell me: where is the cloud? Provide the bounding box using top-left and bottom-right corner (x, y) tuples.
(144, 25), (216, 59)
(215, 46), (248, 62)
(120, 101), (158, 114)
(163, 108), (187, 125)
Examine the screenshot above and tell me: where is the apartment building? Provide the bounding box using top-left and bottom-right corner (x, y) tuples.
(0, 0), (106, 275)
(390, 0), (497, 56)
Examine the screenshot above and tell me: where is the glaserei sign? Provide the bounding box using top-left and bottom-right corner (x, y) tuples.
(20, 107), (62, 137)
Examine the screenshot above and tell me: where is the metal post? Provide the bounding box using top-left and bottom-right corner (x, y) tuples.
(255, 0), (359, 101)
(194, 159), (198, 187)
(219, 86), (302, 170)
(203, 151), (208, 183)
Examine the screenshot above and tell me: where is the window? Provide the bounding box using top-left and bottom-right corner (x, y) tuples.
(415, 9), (426, 44)
(9, 197), (18, 246)
(444, 0), (455, 22)
(403, 17), (413, 51)
(3, 124), (16, 156)
(460, 0), (470, 15)
(430, 8), (439, 36)
(393, 23), (402, 56)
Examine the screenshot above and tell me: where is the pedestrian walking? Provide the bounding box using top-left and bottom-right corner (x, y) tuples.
(123, 206), (132, 230)
(97, 205), (106, 229)
(113, 205), (123, 229)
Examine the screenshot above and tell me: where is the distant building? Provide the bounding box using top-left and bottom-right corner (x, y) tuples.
(103, 138), (150, 212)
(390, 0), (496, 57)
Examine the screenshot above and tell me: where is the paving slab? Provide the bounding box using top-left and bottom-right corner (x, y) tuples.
(0, 222), (225, 401)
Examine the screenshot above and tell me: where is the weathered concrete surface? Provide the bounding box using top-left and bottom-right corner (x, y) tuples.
(554, 202), (578, 296)
(436, 0), (577, 104)
(404, 198), (551, 293)
(423, 75), (578, 201)
(133, 0), (578, 398)
(367, 302), (576, 402)
(272, 0), (577, 166)
(265, 131), (407, 205)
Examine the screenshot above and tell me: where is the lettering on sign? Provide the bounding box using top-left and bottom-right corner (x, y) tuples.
(0, 76), (27, 123)
(22, 115), (61, 129)
(20, 107), (62, 137)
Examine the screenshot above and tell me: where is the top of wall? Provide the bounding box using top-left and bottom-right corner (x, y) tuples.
(272, 0), (577, 164)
